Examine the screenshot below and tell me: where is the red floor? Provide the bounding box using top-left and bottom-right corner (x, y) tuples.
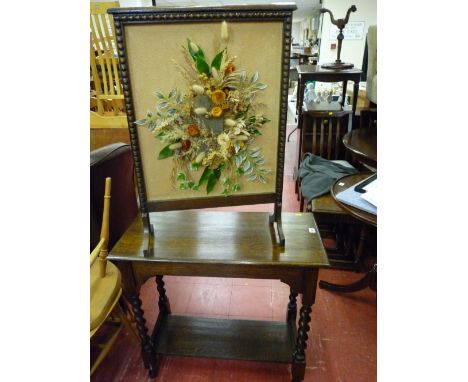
(92, 125), (377, 381)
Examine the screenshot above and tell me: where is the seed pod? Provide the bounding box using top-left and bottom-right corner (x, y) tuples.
(236, 135), (248, 141)
(224, 118), (236, 127)
(221, 21), (228, 43)
(195, 152), (206, 163)
(189, 42), (199, 53)
(192, 84), (204, 95)
(194, 107), (207, 115)
(169, 142), (182, 150)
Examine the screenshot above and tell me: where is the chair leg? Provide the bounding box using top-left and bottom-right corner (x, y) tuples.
(115, 300), (139, 343)
(91, 324), (124, 375)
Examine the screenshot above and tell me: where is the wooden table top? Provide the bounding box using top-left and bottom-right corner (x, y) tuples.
(343, 128), (377, 166)
(109, 211), (329, 268)
(296, 65), (362, 76)
(331, 174), (377, 227)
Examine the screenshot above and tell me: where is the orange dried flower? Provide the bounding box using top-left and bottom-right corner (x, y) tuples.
(211, 106), (223, 118)
(181, 139), (191, 151)
(225, 63), (235, 75)
(211, 89), (226, 105)
(187, 124), (200, 137)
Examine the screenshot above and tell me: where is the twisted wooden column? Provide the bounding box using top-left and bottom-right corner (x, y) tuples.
(128, 294), (157, 377)
(287, 288), (298, 322)
(291, 305), (312, 381)
(291, 268), (318, 382)
(155, 275), (171, 314)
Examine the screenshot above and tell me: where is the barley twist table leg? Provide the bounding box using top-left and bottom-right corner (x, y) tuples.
(291, 304), (312, 381)
(155, 275), (171, 314)
(287, 288), (298, 322)
(128, 293), (157, 378)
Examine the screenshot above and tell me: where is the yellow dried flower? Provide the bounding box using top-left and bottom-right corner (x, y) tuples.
(211, 106), (223, 118)
(211, 89), (226, 105)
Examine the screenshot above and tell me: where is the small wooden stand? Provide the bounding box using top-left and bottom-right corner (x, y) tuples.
(320, 5), (357, 70)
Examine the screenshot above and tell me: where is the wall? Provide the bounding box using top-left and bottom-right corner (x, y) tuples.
(319, 0), (376, 69)
(292, 22), (301, 45)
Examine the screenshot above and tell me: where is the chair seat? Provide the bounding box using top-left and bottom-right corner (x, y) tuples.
(90, 260), (122, 333)
(311, 193), (345, 214)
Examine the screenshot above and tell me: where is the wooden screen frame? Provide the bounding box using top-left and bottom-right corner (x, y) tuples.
(108, 5), (296, 248)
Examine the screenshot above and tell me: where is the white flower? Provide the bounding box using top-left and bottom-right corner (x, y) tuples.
(221, 21), (228, 43)
(217, 133), (231, 147)
(192, 84), (204, 95)
(224, 118), (236, 127)
(194, 107), (207, 115)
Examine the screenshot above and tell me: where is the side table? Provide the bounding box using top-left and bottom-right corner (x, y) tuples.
(343, 127), (377, 168)
(293, 65), (363, 194)
(109, 211), (329, 381)
(319, 174), (377, 293)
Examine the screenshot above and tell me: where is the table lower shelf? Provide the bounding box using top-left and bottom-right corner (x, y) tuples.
(152, 315), (297, 363)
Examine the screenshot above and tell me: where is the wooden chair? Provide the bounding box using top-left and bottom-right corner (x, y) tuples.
(90, 143), (138, 252)
(90, 2), (125, 118)
(298, 109), (353, 212)
(90, 177), (137, 375)
(297, 110), (368, 269)
(359, 108), (377, 130)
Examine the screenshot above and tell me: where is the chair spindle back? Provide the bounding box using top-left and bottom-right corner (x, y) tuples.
(90, 2), (123, 115)
(303, 110), (351, 161)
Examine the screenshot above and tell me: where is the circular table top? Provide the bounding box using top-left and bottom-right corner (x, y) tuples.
(331, 173), (377, 227)
(343, 128), (377, 166)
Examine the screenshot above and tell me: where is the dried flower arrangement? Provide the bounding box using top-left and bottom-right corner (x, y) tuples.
(135, 21), (271, 195)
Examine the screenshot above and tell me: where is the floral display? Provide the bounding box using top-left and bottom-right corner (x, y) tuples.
(135, 21), (270, 195)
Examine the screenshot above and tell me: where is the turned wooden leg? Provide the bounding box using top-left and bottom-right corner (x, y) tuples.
(287, 288), (298, 322)
(291, 305), (312, 381)
(128, 293), (157, 378)
(369, 264), (377, 291)
(354, 226), (370, 269)
(155, 275), (171, 314)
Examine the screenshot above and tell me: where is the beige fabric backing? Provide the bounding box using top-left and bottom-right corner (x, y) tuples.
(125, 21), (283, 202)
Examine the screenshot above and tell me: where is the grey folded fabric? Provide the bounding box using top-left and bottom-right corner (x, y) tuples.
(298, 153), (357, 201)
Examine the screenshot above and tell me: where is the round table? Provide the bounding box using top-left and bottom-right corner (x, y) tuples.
(319, 173), (377, 293)
(343, 128), (377, 167)
(331, 174), (377, 227)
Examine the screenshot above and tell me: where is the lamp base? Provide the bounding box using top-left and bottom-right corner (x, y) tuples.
(321, 62), (354, 70)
